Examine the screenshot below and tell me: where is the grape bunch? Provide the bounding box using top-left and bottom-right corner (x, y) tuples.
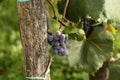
(47, 29), (68, 56)
(83, 18), (95, 34)
(83, 19), (91, 34)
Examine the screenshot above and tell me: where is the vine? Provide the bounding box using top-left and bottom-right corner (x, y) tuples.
(47, 0), (68, 27)
(46, 0), (118, 79)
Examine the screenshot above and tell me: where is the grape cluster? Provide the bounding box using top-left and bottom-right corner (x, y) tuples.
(83, 18), (95, 34)
(83, 19), (91, 34)
(47, 30), (68, 56)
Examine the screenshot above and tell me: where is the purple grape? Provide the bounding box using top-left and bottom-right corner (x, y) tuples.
(60, 34), (65, 39)
(47, 34), (53, 45)
(60, 43), (66, 48)
(52, 48), (59, 54)
(54, 49), (59, 54)
(52, 42), (60, 49)
(56, 30), (61, 36)
(47, 34), (53, 42)
(54, 42), (60, 47)
(47, 29), (52, 35)
(83, 19), (91, 34)
(59, 47), (64, 53)
(54, 36), (60, 41)
(47, 29), (68, 56)
(59, 34), (65, 43)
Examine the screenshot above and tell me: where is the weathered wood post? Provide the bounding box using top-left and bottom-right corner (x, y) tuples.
(17, 0), (50, 80)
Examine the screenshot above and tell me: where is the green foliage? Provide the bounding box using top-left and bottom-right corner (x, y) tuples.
(85, 0), (104, 19)
(109, 59), (120, 80)
(68, 27), (114, 73)
(57, 0), (120, 23)
(104, 0), (120, 23)
(113, 29), (120, 55)
(0, 28), (25, 80)
(0, 0), (25, 80)
(57, 0), (104, 22)
(0, 0), (18, 30)
(1, 0), (120, 80)
(63, 25), (84, 41)
(50, 55), (89, 80)
(0, 0), (3, 2)
(0, 0), (89, 80)
(57, 0), (86, 22)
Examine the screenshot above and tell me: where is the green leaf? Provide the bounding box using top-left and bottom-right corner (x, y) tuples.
(104, 0), (120, 23)
(63, 25), (84, 41)
(68, 27), (114, 73)
(63, 25), (79, 34)
(113, 29), (120, 55)
(57, 0), (104, 22)
(109, 59), (120, 80)
(85, 0), (104, 19)
(57, 0), (86, 22)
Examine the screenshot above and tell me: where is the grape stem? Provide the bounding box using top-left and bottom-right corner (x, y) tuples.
(46, 0), (67, 26)
(59, 0), (70, 29)
(42, 56), (53, 79)
(47, 0), (57, 19)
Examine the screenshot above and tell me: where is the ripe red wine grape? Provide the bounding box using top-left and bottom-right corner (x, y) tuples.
(56, 30), (61, 36)
(47, 30), (68, 56)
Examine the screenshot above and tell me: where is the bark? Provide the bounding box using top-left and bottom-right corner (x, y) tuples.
(89, 62), (109, 80)
(17, 0), (50, 80)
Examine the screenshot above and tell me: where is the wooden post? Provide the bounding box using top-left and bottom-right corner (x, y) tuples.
(17, 0), (50, 80)
(89, 62), (109, 80)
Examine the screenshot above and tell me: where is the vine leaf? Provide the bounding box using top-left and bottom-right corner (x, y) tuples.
(57, 0), (86, 22)
(104, 0), (120, 23)
(68, 27), (114, 73)
(57, 0), (104, 22)
(63, 25), (84, 41)
(85, 0), (104, 19)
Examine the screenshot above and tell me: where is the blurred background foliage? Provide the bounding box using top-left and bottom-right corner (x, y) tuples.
(0, 0), (25, 80)
(0, 0), (120, 80)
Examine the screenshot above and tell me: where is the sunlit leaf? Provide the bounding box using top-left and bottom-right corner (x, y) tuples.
(104, 0), (120, 23)
(68, 27), (114, 73)
(85, 0), (104, 19)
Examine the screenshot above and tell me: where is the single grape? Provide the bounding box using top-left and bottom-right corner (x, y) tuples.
(60, 42), (66, 49)
(54, 42), (60, 47)
(47, 34), (53, 45)
(60, 34), (65, 43)
(59, 47), (64, 53)
(52, 48), (59, 54)
(56, 30), (61, 36)
(54, 36), (60, 41)
(47, 34), (53, 42)
(60, 34), (65, 40)
(47, 29), (52, 35)
(52, 42), (60, 50)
